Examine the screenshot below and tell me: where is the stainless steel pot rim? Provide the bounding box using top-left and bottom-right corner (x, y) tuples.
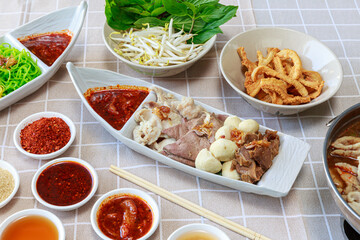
(323, 102), (360, 221)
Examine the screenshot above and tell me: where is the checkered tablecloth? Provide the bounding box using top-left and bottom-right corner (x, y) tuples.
(0, 0), (357, 239)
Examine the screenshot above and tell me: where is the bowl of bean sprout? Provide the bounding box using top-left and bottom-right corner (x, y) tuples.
(102, 19), (216, 77)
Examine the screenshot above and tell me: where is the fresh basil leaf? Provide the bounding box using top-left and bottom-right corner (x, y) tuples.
(154, 0), (163, 8)
(192, 27), (222, 44)
(151, 7), (167, 16)
(169, 15), (206, 32)
(105, 0), (137, 30)
(183, 2), (197, 15)
(163, 0), (188, 16)
(133, 17), (166, 28)
(198, 4), (226, 22)
(198, 5), (237, 31)
(122, 6), (150, 16)
(186, 0), (219, 6)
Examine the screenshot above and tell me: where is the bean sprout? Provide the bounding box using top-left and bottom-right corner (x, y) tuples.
(109, 19), (204, 67)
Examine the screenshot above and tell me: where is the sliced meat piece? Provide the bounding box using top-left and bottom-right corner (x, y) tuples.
(264, 130), (280, 157)
(250, 145), (273, 170)
(161, 152), (196, 167)
(162, 116), (204, 140)
(233, 159), (264, 183)
(163, 131), (211, 162)
(235, 146), (253, 167)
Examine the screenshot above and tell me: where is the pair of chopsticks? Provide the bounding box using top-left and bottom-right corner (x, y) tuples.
(110, 165), (272, 240)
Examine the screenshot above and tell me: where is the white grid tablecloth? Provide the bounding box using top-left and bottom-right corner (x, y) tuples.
(0, 0), (358, 239)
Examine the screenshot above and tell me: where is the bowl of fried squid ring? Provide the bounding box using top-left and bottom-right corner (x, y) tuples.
(220, 27), (343, 115)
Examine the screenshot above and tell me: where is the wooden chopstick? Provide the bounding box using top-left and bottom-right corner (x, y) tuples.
(110, 165), (272, 240)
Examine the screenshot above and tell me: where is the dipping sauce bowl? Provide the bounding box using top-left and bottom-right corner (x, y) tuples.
(0, 209), (65, 240)
(91, 188), (160, 240)
(167, 223), (230, 240)
(31, 157), (98, 211)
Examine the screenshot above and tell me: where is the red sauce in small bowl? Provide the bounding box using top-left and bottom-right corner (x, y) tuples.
(97, 194), (153, 239)
(36, 161), (92, 206)
(18, 30), (72, 66)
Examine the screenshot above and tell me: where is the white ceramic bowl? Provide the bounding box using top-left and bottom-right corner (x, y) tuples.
(0, 1), (87, 112)
(220, 27), (343, 115)
(0, 208), (65, 240)
(31, 157), (98, 211)
(13, 111), (76, 160)
(103, 22), (216, 77)
(91, 188), (160, 240)
(0, 161), (20, 208)
(167, 223), (230, 240)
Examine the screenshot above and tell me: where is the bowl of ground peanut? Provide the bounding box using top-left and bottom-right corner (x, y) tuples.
(0, 161), (20, 208)
(13, 112), (76, 160)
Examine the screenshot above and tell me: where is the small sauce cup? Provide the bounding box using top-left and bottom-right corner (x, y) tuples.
(31, 157), (98, 211)
(0, 161), (20, 208)
(0, 209), (65, 240)
(13, 111), (76, 160)
(167, 223), (230, 240)
(91, 188), (160, 240)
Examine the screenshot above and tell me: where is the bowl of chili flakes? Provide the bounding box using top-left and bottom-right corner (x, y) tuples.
(13, 111), (76, 160)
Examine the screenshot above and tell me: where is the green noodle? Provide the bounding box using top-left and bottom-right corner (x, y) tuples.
(0, 43), (41, 97)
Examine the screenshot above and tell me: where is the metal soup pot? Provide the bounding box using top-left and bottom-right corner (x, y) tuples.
(323, 103), (360, 233)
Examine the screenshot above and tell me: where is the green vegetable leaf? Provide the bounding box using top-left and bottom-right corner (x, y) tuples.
(169, 15), (206, 32)
(199, 5), (237, 31)
(133, 17), (166, 28)
(163, 0), (188, 16)
(192, 27), (222, 43)
(186, 0), (219, 6)
(154, 0), (163, 8)
(151, 7), (167, 16)
(183, 2), (197, 15)
(198, 4), (227, 22)
(122, 6), (150, 16)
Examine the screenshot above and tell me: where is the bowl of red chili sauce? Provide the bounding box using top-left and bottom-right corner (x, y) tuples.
(90, 188), (160, 240)
(31, 157), (98, 211)
(13, 111), (76, 160)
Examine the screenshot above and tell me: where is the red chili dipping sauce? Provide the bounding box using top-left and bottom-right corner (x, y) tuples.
(36, 161), (92, 206)
(97, 194), (153, 240)
(84, 85), (149, 130)
(18, 30), (72, 66)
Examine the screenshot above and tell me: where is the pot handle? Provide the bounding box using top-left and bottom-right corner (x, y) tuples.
(326, 116), (338, 127)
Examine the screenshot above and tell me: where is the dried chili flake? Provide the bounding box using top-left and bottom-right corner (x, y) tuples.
(20, 117), (71, 154)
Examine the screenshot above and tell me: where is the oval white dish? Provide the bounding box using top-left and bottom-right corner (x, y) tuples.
(90, 188), (160, 240)
(0, 1), (87, 112)
(0, 208), (65, 240)
(66, 62), (310, 197)
(167, 223), (230, 240)
(0, 161), (20, 208)
(220, 27), (343, 115)
(31, 157), (98, 211)
(103, 22), (216, 77)
(13, 111), (76, 160)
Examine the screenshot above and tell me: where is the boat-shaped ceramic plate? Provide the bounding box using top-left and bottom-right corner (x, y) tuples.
(66, 62), (310, 197)
(0, 1), (87, 111)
